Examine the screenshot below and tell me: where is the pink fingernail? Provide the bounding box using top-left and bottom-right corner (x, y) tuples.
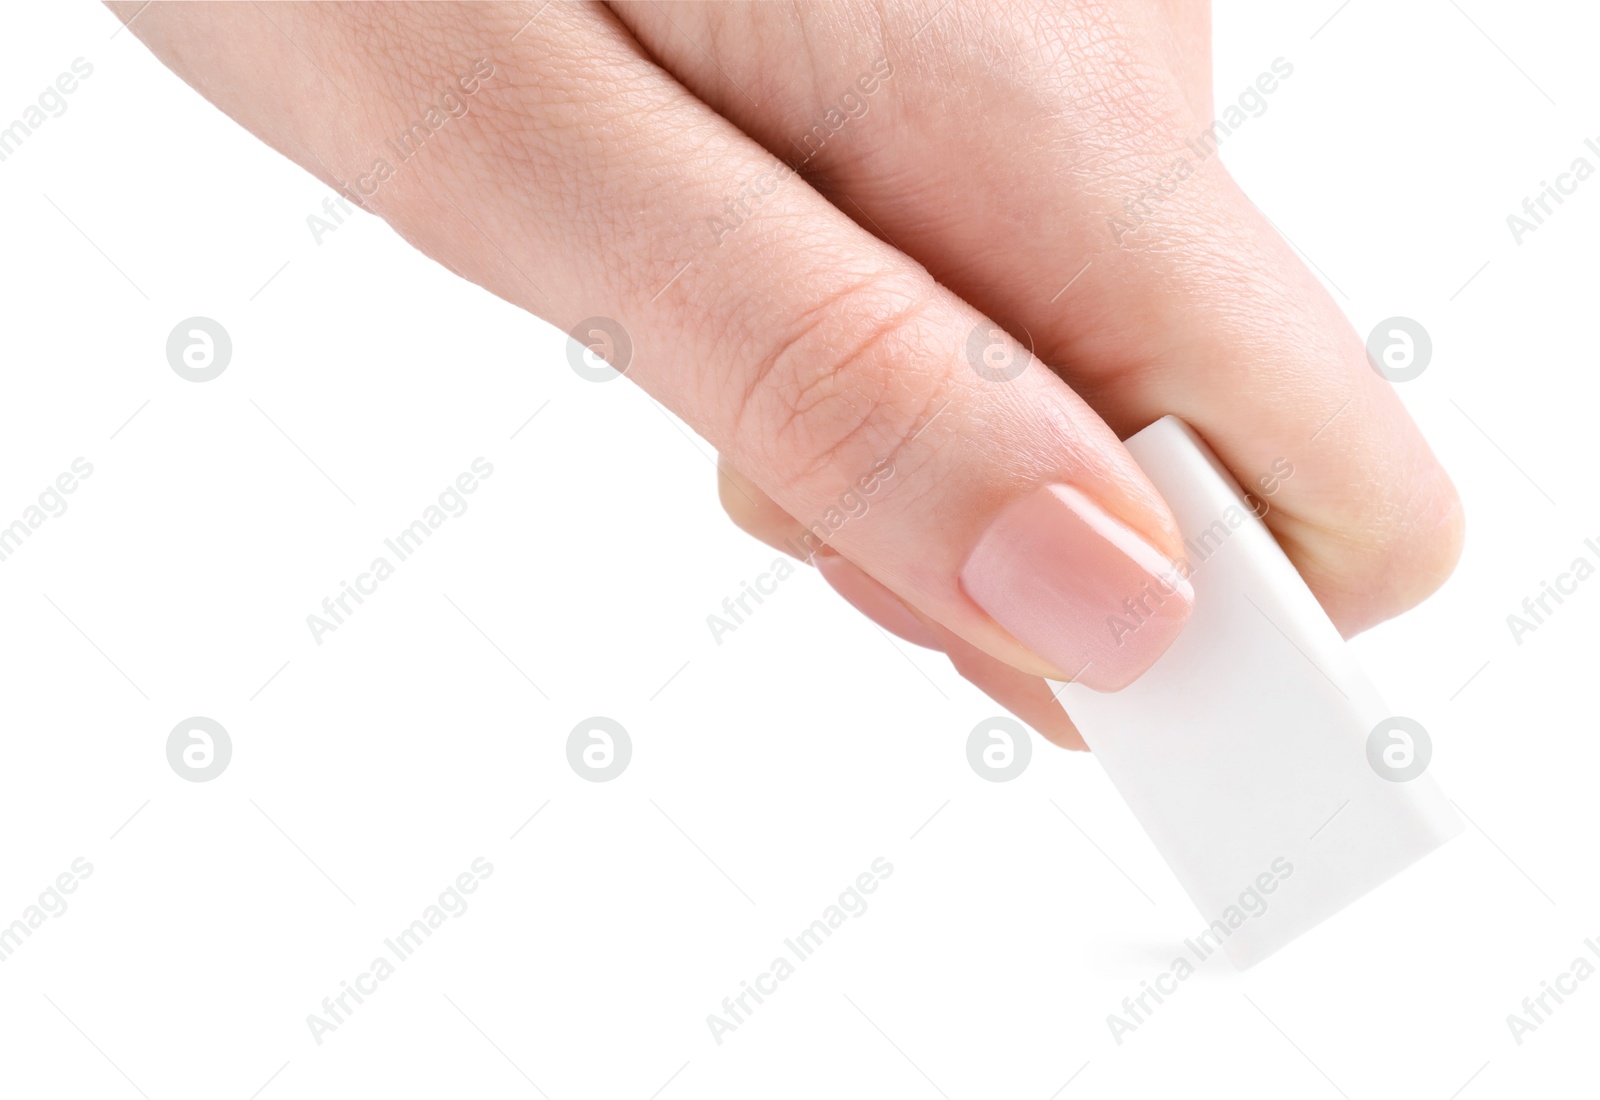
(815, 551), (944, 651)
(958, 484), (1193, 691)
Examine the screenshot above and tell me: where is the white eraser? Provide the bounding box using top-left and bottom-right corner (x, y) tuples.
(1059, 416), (1461, 968)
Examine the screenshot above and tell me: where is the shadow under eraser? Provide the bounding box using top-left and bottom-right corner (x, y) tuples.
(1058, 416), (1462, 969)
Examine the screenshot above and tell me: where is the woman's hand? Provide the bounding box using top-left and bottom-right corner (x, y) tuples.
(112, 1), (1463, 747)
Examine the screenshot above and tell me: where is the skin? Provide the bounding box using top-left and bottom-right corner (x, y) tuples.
(110, 1), (1464, 749)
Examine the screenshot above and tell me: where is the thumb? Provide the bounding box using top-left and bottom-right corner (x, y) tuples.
(686, 273), (1196, 693)
(118, 0), (1196, 691)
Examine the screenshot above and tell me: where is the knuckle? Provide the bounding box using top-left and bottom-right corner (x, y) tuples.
(734, 276), (953, 494)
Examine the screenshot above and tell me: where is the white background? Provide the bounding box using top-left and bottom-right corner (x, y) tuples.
(1, 2), (1597, 1098)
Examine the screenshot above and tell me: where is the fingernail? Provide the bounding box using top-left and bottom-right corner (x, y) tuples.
(815, 550), (944, 651)
(958, 484), (1193, 691)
